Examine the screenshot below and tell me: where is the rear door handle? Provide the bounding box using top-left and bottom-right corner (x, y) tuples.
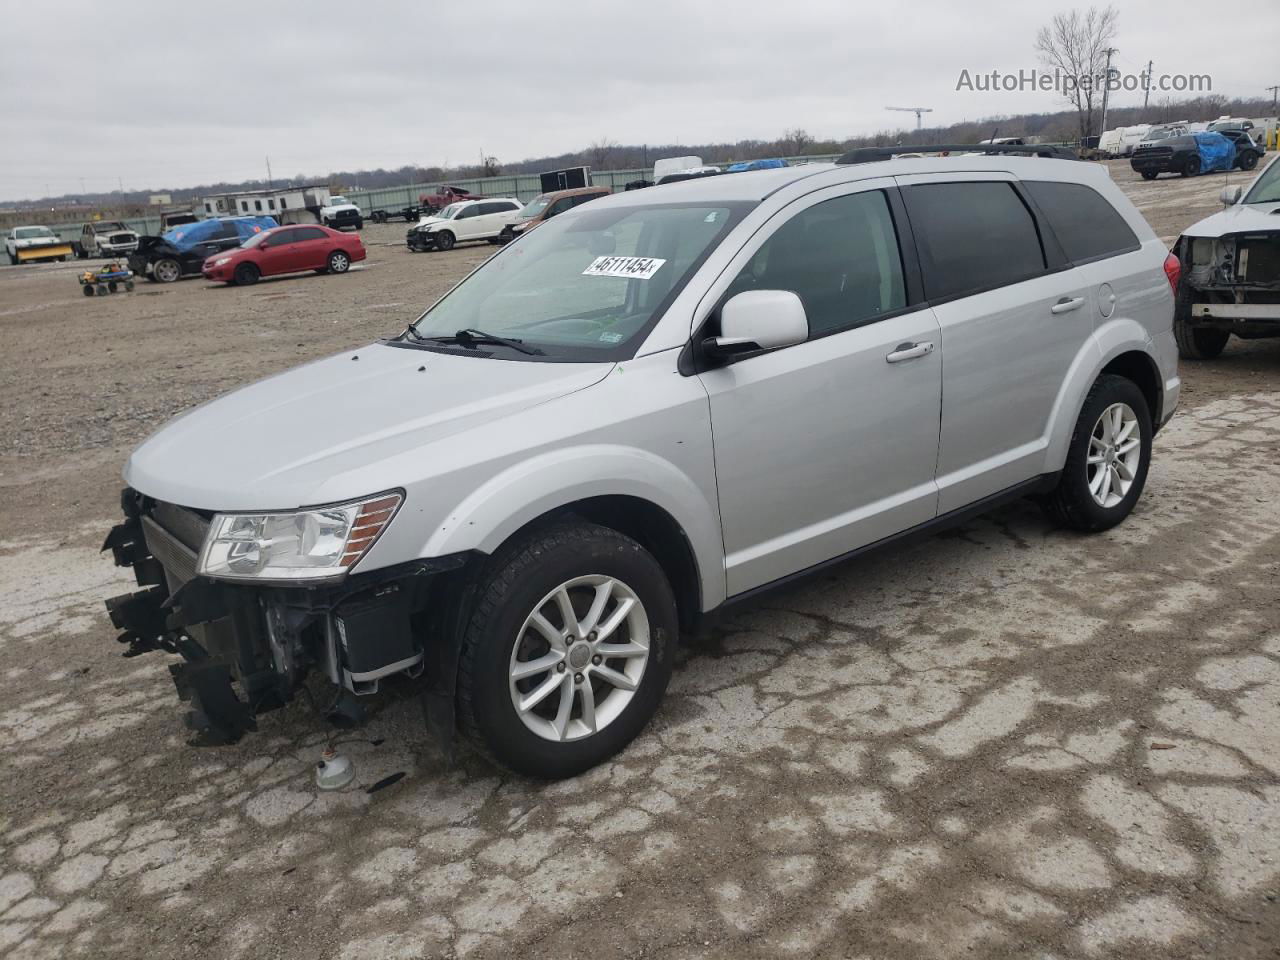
(886, 341), (935, 363)
(1051, 296), (1086, 314)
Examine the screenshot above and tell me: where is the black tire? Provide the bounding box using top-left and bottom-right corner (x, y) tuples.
(354, 218), (363, 230)
(1140, 170), (1158, 180)
(95, 284), (108, 296)
(125, 280), (134, 291)
(107, 281), (118, 293)
(434, 230), (455, 251)
(153, 257), (182, 283)
(1172, 281), (1228, 360)
(1041, 374), (1152, 533)
(82, 284), (94, 296)
(8, 252), (18, 265)
(456, 521), (677, 779)
(1238, 152), (1258, 171)
(326, 250), (351, 274)
(233, 262), (260, 286)
(1181, 155), (1201, 177)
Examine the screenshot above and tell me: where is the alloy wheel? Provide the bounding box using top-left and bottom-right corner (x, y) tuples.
(1087, 402), (1141, 508)
(508, 575), (650, 742)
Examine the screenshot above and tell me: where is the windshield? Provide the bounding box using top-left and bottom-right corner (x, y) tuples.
(330, 196), (347, 205)
(94, 221), (127, 232)
(15, 227), (55, 239)
(241, 230), (272, 248)
(406, 202), (748, 361)
(1244, 158), (1280, 204)
(518, 195), (552, 221)
(434, 203), (462, 220)
(1146, 126), (1177, 140)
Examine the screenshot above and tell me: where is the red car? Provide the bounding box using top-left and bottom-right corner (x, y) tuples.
(201, 224), (365, 285)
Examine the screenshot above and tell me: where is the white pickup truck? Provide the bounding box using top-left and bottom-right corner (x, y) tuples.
(319, 196), (363, 230)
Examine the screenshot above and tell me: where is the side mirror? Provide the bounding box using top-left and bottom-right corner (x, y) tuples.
(704, 290), (808, 358)
(1220, 185), (1242, 206)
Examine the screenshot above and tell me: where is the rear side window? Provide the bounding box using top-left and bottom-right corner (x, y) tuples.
(904, 182), (1046, 301)
(1023, 181), (1140, 263)
(293, 227), (325, 242)
(729, 190), (907, 337)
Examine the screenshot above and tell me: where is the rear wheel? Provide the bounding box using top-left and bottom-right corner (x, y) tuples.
(1140, 170), (1158, 180)
(1041, 374), (1152, 532)
(233, 262), (260, 286)
(153, 258), (181, 283)
(1238, 152), (1258, 171)
(1181, 155), (1201, 177)
(107, 281), (118, 293)
(326, 250), (351, 274)
(456, 521), (677, 778)
(82, 284), (94, 296)
(434, 230), (455, 251)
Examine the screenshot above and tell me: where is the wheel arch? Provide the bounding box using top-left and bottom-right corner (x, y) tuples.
(1044, 322), (1165, 471)
(419, 446), (726, 615)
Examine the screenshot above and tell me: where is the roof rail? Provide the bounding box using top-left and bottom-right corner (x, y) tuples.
(836, 143), (1079, 165)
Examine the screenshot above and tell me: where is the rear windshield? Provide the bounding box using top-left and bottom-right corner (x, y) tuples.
(406, 202), (750, 361)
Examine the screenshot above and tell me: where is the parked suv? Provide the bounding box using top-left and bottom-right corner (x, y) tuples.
(104, 154), (1178, 777)
(406, 198), (522, 251)
(498, 186), (610, 242)
(77, 221), (140, 258)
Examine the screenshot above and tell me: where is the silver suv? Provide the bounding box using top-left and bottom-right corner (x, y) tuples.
(104, 150), (1180, 778)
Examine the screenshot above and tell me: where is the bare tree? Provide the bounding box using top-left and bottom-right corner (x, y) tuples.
(781, 128), (815, 156)
(481, 155), (501, 177)
(588, 138), (619, 170)
(1035, 6), (1119, 141)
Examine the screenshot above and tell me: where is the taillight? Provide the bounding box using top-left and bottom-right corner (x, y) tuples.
(1163, 252), (1181, 294)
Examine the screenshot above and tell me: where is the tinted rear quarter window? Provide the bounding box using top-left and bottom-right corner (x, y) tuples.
(1024, 181), (1139, 263)
(904, 181), (1046, 301)
(293, 227), (325, 242)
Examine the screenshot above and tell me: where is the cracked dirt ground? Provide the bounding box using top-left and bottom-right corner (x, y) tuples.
(1, 162), (1279, 959)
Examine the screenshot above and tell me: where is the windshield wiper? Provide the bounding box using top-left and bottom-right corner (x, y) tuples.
(412, 327), (543, 356)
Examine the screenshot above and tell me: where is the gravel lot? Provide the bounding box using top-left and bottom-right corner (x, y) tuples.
(1, 160), (1278, 959)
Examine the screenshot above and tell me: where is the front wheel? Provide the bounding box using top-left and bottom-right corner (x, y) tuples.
(233, 262), (260, 286)
(1140, 170), (1158, 180)
(1182, 155), (1201, 177)
(1238, 152), (1258, 171)
(456, 521), (677, 779)
(1041, 374), (1152, 532)
(326, 250), (350, 274)
(434, 230), (455, 251)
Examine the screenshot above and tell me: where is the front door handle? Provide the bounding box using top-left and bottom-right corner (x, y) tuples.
(1051, 296), (1086, 314)
(886, 341), (935, 363)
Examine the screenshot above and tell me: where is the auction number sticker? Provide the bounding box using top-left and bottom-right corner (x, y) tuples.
(583, 256), (666, 280)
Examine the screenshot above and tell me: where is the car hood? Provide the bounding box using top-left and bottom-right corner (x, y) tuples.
(413, 215), (449, 229)
(125, 342), (613, 511)
(1182, 201), (1280, 238)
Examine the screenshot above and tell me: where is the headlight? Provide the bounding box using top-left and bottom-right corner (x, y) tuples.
(213, 256), (231, 266)
(198, 492), (402, 582)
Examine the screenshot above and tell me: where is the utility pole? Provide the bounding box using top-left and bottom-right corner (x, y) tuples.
(1098, 47), (1118, 140)
(265, 156), (274, 189)
(1268, 84), (1279, 111)
(1142, 60), (1154, 112)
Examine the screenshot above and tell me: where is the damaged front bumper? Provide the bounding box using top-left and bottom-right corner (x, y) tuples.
(1177, 231), (1280, 333)
(102, 489), (469, 746)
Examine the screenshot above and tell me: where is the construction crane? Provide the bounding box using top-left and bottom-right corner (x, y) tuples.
(887, 106), (933, 130)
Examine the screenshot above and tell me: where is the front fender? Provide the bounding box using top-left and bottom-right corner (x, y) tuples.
(421, 444), (727, 610)
(1043, 317), (1158, 472)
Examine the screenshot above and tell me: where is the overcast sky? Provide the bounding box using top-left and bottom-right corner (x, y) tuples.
(2, 0), (1276, 202)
